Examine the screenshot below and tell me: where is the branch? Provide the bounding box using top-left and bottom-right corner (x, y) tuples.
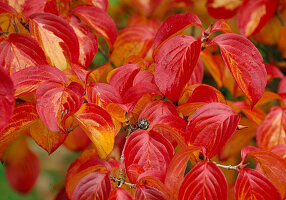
(212, 161), (240, 171)
(276, 8), (285, 26)
(98, 48), (116, 68)
(110, 176), (136, 188)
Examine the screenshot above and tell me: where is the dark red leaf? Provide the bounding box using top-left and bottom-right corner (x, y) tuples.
(207, 0), (241, 19)
(185, 102), (240, 158)
(135, 185), (168, 200)
(154, 35), (201, 102)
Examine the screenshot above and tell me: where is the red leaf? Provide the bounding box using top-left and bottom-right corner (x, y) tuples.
(209, 33), (267, 107)
(69, 15), (98, 69)
(71, 172), (112, 200)
(241, 146), (286, 198)
(204, 19), (233, 37)
(178, 161), (227, 200)
(154, 35), (201, 102)
(0, 2), (17, 13)
(238, 0), (278, 37)
(185, 102), (240, 158)
(29, 13), (79, 70)
(0, 67), (14, 129)
(73, 103), (115, 158)
(70, 5), (117, 47)
(153, 13), (202, 55)
(164, 146), (203, 199)
(0, 103), (39, 160)
(0, 33), (48, 74)
(138, 100), (178, 124)
(22, 0), (58, 18)
(124, 129), (174, 183)
(235, 168), (281, 200)
(12, 64), (67, 97)
(265, 64), (284, 83)
(188, 58), (204, 85)
(256, 106), (286, 150)
(36, 81), (84, 133)
(135, 185), (168, 200)
(109, 64), (141, 97)
(207, 0), (241, 19)
(108, 188), (134, 200)
(64, 126), (91, 151)
(4, 137), (40, 194)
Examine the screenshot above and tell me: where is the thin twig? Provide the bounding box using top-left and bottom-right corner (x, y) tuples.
(98, 48), (116, 68)
(212, 161), (240, 171)
(110, 176), (136, 188)
(67, 124), (79, 133)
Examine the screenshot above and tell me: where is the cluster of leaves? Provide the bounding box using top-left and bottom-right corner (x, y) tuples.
(1, 0), (286, 199)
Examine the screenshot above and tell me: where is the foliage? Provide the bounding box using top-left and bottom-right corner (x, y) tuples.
(1, 0), (286, 199)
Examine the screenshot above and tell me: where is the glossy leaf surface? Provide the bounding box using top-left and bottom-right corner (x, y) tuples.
(185, 103), (240, 158)
(73, 103), (115, 158)
(135, 185), (168, 200)
(178, 161), (227, 200)
(235, 168), (281, 200)
(108, 188), (133, 200)
(210, 33), (267, 107)
(154, 35), (201, 102)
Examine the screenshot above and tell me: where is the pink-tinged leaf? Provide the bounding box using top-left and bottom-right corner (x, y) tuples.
(87, 82), (122, 107)
(71, 172), (112, 200)
(29, 119), (67, 154)
(0, 103), (39, 160)
(188, 58), (203, 85)
(73, 103), (115, 158)
(153, 13), (202, 55)
(0, 33), (48, 75)
(0, 67), (14, 129)
(132, 0), (161, 17)
(256, 106), (286, 150)
(133, 70), (156, 86)
(185, 102), (240, 158)
(241, 147), (286, 198)
(108, 188), (133, 200)
(124, 129), (174, 183)
(238, 0), (278, 37)
(70, 5), (117, 47)
(178, 161), (227, 200)
(278, 77), (286, 94)
(81, 0), (109, 11)
(135, 185), (168, 200)
(36, 81), (84, 134)
(207, 0), (241, 19)
(265, 64), (284, 83)
(109, 64), (141, 96)
(209, 33), (267, 107)
(69, 15), (98, 69)
(12, 64), (67, 97)
(138, 100), (178, 124)
(164, 146), (203, 199)
(235, 168), (281, 200)
(154, 35), (201, 102)
(4, 137), (40, 194)
(29, 13), (79, 70)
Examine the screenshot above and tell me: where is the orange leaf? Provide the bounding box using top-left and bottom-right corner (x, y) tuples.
(73, 103), (115, 158)
(278, 25), (286, 58)
(256, 106), (286, 150)
(0, 103), (39, 160)
(4, 137), (40, 194)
